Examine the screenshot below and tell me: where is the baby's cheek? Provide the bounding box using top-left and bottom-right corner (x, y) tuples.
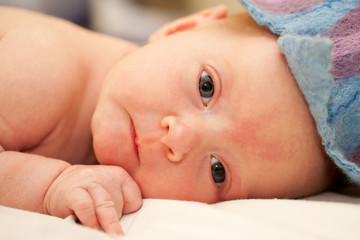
(132, 167), (219, 203)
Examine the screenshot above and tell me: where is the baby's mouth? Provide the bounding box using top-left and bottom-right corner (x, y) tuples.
(130, 117), (140, 162)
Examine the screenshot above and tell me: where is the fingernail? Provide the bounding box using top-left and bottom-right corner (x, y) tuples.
(108, 233), (117, 239)
(108, 232), (123, 239)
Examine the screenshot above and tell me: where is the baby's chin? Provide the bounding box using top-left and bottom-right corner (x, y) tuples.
(94, 134), (140, 177)
(92, 109), (140, 175)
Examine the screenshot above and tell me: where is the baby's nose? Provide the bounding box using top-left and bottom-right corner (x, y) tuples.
(160, 116), (197, 162)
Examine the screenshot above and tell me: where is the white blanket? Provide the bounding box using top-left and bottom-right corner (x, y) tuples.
(1, 187), (359, 240)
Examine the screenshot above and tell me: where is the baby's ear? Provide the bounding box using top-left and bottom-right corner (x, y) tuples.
(148, 5), (228, 43)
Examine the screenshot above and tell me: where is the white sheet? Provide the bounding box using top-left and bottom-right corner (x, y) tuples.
(1, 187), (359, 240)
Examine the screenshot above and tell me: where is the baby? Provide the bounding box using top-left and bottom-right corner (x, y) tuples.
(0, 1), (356, 236)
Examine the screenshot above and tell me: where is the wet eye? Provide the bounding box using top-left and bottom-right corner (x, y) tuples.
(198, 71), (214, 106)
(211, 156), (225, 188)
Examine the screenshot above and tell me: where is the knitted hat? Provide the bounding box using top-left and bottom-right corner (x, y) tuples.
(239, 0), (360, 184)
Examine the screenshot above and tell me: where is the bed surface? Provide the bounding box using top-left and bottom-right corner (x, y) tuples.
(1, 186), (359, 240)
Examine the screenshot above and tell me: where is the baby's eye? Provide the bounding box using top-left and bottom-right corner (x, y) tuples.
(211, 156), (225, 188)
(198, 71), (214, 106)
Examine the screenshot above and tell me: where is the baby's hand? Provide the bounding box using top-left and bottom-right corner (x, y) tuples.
(43, 165), (142, 236)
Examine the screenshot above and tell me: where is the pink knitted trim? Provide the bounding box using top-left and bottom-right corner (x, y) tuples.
(328, 4), (360, 79)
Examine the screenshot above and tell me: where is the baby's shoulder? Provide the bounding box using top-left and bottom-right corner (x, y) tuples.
(0, 23), (87, 152)
(0, 7), (136, 159)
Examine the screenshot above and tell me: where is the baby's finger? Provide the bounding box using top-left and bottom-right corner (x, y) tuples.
(89, 184), (124, 236)
(121, 176), (142, 214)
(68, 188), (99, 230)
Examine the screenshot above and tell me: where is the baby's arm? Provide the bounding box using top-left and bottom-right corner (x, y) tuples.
(0, 150), (142, 235)
(0, 151), (70, 212)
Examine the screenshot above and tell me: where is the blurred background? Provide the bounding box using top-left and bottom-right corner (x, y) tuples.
(0, 0), (244, 45)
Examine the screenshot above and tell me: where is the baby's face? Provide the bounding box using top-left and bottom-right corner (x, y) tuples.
(92, 14), (334, 202)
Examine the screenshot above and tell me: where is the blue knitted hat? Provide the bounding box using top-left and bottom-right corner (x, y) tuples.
(239, 0), (360, 184)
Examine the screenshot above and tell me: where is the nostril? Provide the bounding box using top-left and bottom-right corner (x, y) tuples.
(161, 136), (180, 162)
(161, 116), (173, 129)
(160, 116), (190, 163)
(167, 148), (183, 162)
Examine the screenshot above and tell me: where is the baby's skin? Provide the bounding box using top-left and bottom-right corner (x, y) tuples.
(0, 7), (140, 235)
(0, 5), (339, 235)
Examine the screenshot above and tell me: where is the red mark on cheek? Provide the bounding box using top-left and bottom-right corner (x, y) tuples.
(231, 114), (285, 163)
